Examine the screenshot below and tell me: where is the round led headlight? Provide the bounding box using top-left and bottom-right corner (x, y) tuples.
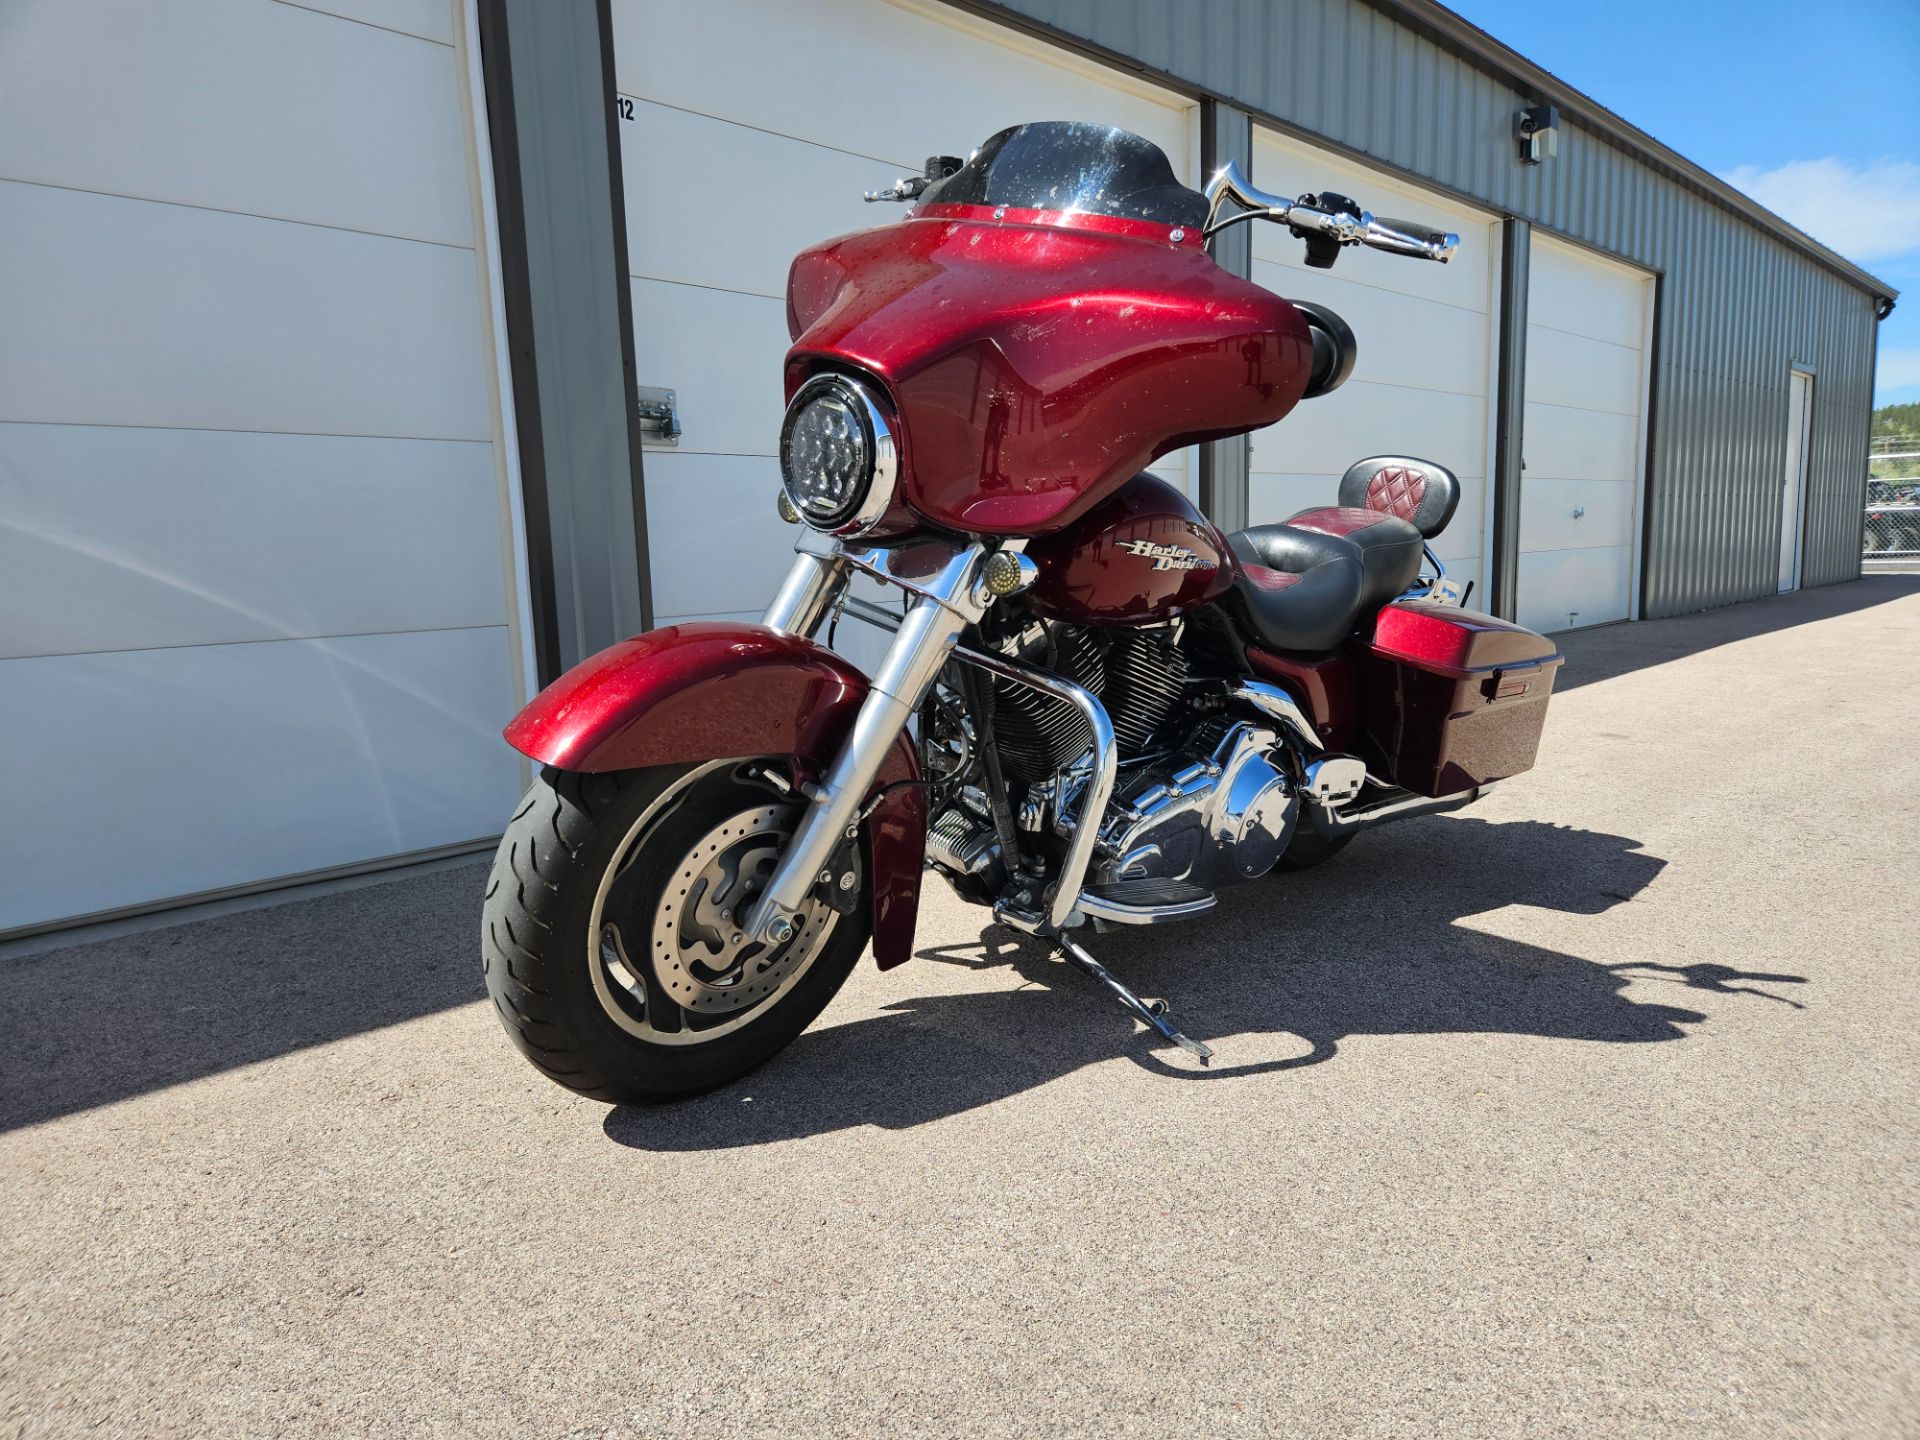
(778, 374), (897, 533)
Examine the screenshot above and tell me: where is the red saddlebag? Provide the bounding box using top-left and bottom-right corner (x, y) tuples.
(1361, 601), (1564, 797)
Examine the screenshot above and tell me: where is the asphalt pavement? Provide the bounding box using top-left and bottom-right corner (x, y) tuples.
(3, 576), (1916, 1437)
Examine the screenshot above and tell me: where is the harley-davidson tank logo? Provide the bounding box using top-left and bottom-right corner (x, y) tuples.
(1117, 538), (1212, 572)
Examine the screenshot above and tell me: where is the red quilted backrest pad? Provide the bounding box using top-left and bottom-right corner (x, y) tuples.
(1365, 466), (1428, 522)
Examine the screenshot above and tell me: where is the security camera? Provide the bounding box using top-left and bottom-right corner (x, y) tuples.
(1515, 106), (1559, 165)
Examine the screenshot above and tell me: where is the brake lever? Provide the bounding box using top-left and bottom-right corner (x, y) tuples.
(866, 154), (967, 205)
(1282, 193), (1369, 268)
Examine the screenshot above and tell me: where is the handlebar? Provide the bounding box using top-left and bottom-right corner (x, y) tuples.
(1202, 160), (1458, 265)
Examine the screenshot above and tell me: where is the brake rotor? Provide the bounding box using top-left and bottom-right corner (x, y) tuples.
(649, 805), (835, 1015)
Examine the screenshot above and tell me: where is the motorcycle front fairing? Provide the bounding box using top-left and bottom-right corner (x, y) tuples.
(785, 123), (1315, 537)
(502, 622), (927, 968)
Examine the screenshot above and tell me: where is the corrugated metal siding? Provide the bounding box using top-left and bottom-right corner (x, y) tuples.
(977, 0), (1880, 616)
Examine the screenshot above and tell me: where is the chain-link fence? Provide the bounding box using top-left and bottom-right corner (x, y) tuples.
(1866, 431), (1918, 563)
(1864, 504), (1920, 558)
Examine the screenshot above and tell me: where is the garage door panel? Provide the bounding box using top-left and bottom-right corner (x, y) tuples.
(1431, 472), (1486, 562)
(0, 0), (472, 247)
(620, 100), (885, 298)
(1528, 247), (1646, 348)
(629, 280), (790, 457)
(642, 452), (794, 619)
(0, 628), (522, 933)
(0, 183), (491, 440)
(1520, 478), (1637, 553)
(1251, 382), (1487, 483)
(1250, 258), (1488, 397)
(1521, 400), (1639, 485)
(281, 1), (456, 45)
(1523, 324), (1644, 417)
(1516, 238), (1649, 631)
(613, 0), (1190, 176)
(1247, 472), (1334, 527)
(1146, 456), (1191, 497)
(0, 426), (504, 659)
(1515, 546), (1631, 635)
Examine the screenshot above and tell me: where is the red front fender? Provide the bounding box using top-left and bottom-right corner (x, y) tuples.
(503, 622), (926, 968)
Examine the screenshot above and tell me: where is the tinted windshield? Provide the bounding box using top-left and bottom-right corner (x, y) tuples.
(922, 121), (1208, 229)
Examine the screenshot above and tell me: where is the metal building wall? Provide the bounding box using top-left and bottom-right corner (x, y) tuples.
(971, 0), (1884, 616)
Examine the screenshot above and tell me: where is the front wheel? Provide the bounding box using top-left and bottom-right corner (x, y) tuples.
(481, 761), (869, 1102)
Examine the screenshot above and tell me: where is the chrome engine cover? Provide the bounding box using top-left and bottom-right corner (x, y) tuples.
(1092, 722), (1298, 890)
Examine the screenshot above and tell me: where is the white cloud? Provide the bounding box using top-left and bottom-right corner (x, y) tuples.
(1720, 157), (1920, 265)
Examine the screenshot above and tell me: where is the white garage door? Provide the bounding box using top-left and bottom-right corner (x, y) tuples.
(1516, 235), (1653, 633)
(0, 1), (525, 933)
(1249, 128), (1499, 605)
(609, 0), (1199, 644)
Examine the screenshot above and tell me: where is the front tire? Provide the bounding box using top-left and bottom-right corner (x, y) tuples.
(481, 762), (868, 1102)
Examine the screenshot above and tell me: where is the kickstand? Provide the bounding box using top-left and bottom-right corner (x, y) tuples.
(1051, 934), (1214, 1065)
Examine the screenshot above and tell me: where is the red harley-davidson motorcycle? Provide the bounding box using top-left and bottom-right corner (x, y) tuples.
(484, 122), (1562, 1097)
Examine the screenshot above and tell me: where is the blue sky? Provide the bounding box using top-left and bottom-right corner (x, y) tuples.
(1448, 0), (1920, 406)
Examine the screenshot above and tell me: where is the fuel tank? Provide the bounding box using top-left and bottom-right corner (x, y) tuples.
(785, 208), (1313, 537)
(1025, 473), (1233, 626)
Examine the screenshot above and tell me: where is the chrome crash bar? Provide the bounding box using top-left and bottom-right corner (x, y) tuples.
(950, 644), (1116, 936)
(831, 595), (1121, 937)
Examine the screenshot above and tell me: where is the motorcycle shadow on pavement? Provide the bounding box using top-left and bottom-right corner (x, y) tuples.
(603, 815), (1808, 1151)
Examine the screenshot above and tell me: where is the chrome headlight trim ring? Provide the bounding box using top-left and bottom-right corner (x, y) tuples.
(778, 372), (899, 537)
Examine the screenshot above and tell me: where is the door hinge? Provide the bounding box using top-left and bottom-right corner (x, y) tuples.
(635, 386), (680, 445)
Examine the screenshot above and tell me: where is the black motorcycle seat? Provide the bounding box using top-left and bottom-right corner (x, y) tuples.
(1280, 506), (1425, 610)
(1224, 504), (1425, 651)
(1220, 533), (1367, 652)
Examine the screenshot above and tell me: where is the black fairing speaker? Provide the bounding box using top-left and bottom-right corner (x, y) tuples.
(1295, 301), (1357, 399)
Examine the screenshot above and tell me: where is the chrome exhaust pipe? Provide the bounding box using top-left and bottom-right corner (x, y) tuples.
(1306, 784), (1479, 837)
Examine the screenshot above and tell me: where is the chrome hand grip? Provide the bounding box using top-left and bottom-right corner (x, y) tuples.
(1363, 214), (1460, 263)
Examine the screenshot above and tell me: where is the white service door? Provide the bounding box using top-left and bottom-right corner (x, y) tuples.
(1248, 127), (1499, 604)
(0, 0), (524, 933)
(1516, 236), (1653, 632)
(1779, 370), (1814, 591)
(609, 0), (1199, 647)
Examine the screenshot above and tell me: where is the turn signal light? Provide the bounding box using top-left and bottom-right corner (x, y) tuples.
(982, 550), (1038, 597)
(776, 490), (802, 525)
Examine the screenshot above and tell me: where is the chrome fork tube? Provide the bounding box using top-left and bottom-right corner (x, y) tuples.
(762, 547), (849, 637)
(745, 541), (988, 944)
